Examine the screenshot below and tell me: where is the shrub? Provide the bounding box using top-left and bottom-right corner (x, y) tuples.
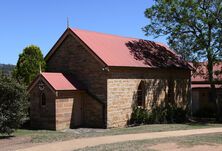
(129, 104), (187, 125)
(164, 104), (187, 123)
(130, 107), (150, 125)
(0, 75), (28, 135)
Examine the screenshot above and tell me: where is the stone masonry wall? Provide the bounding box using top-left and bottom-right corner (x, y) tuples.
(46, 35), (108, 103)
(55, 92), (104, 129)
(46, 34), (107, 127)
(55, 97), (74, 130)
(30, 81), (56, 130)
(107, 68), (190, 128)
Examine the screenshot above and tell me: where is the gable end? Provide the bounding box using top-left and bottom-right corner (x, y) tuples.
(45, 28), (107, 67)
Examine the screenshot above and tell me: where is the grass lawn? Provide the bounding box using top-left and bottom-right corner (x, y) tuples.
(75, 133), (222, 151)
(12, 123), (222, 143)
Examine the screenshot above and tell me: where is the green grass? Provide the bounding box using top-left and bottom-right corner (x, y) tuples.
(75, 133), (222, 151)
(12, 123), (222, 143)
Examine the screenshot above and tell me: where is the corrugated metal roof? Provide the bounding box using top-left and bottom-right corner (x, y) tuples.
(41, 72), (78, 91)
(71, 28), (190, 69)
(191, 62), (222, 82)
(191, 62), (222, 89)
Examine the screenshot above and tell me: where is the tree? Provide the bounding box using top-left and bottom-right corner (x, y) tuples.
(14, 45), (45, 85)
(0, 74), (28, 135)
(0, 64), (15, 77)
(144, 0), (222, 119)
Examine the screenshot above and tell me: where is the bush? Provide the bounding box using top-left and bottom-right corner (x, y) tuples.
(130, 107), (150, 125)
(0, 75), (28, 135)
(129, 104), (187, 125)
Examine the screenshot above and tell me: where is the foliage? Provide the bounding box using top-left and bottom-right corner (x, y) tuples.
(13, 45), (45, 85)
(129, 104), (187, 125)
(130, 107), (150, 124)
(0, 64), (15, 77)
(144, 0), (222, 62)
(144, 0), (222, 118)
(0, 74), (28, 135)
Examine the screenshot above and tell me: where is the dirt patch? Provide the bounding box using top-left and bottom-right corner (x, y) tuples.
(0, 136), (39, 151)
(149, 143), (222, 151)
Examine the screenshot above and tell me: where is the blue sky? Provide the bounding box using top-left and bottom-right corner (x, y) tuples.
(0, 0), (167, 64)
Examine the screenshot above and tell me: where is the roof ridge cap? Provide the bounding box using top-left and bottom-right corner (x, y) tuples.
(71, 28), (148, 41)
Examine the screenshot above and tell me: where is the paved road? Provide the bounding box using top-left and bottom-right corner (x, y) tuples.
(17, 127), (222, 151)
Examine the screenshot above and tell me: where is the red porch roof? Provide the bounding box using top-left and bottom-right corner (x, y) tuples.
(41, 72), (79, 91)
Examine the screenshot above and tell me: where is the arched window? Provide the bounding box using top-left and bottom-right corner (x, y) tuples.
(41, 93), (46, 106)
(137, 81), (145, 107)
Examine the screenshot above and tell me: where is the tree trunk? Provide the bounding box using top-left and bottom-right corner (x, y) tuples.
(207, 61), (220, 120)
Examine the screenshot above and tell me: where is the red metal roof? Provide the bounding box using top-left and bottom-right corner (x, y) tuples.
(191, 62), (222, 82)
(41, 72), (78, 91)
(71, 28), (190, 69)
(191, 62), (222, 89)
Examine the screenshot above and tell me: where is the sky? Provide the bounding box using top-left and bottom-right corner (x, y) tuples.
(0, 0), (167, 65)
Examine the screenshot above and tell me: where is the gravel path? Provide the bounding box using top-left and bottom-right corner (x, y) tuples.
(0, 136), (38, 151)
(150, 143), (222, 151)
(16, 127), (222, 151)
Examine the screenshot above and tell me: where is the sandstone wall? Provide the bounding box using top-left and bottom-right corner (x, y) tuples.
(30, 81), (56, 130)
(46, 35), (107, 127)
(107, 68), (190, 128)
(55, 97), (74, 130)
(46, 35), (108, 104)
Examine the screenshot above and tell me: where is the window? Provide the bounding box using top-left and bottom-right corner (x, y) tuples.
(41, 93), (46, 106)
(137, 81), (145, 107)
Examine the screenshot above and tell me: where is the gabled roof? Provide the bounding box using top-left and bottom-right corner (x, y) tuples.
(28, 72), (83, 92)
(41, 72), (78, 91)
(46, 28), (191, 69)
